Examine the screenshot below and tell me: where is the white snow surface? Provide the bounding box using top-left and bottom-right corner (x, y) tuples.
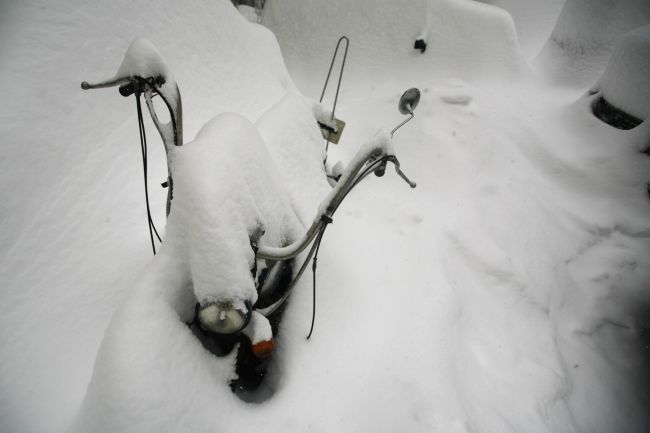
(474, 0), (565, 59)
(0, 0), (297, 431)
(114, 38), (171, 83)
(2, 1), (650, 433)
(535, 0), (650, 85)
(262, 0), (526, 97)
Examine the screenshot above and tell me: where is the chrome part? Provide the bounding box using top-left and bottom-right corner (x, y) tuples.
(255, 142), (383, 261)
(143, 82), (183, 149)
(320, 35), (350, 161)
(198, 300), (252, 334)
(82, 74), (182, 150)
(391, 88), (421, 138)
(398, 88), (420, 115)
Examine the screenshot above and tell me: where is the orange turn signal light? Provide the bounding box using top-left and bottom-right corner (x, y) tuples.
(251, 339), (275, 358)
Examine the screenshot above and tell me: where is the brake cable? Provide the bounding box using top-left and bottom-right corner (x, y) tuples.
(258, 153), (389, 338)
(306, 223), (328, 339)
(307, 156), (393, 338)
(133, 80), (162, 255)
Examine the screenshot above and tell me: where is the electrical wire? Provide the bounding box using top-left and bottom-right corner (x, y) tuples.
(306, 225), (328, 340)
(135, 91), (162, 255)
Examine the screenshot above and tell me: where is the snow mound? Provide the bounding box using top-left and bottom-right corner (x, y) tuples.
(255, 94), (331, 224)
(263, 0), (525, 97)
(0, 0), (302, 432)
(114, 38), (171, 82)
(536, 0), (650, 86)
(473, 0), (565, 59)
(595, 25), (650, 121)
(72, 87), (330, 433)
(167, 112), (299, 305)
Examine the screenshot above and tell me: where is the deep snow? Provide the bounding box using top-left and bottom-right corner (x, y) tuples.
(1, 1), (649, 433)
(535, 0), (650, 86)
(595, 25), (650, 120)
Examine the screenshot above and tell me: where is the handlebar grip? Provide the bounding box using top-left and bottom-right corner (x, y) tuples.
(119, 82), (136, 97)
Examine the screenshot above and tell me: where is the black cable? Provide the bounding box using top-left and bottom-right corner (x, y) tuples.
(141, 95), (163, 243)
(306, 225), (328, 340)
(350, 157), (387, 190)
(329, 157), (386, 214)
(254, 156), (393, 340)
(304, 159), (386, 338)
(257, 157), (388, 336)
(135, 92), (161, 255)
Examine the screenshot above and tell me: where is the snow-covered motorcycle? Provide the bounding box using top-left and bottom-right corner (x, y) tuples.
(81, 38), (419, 395)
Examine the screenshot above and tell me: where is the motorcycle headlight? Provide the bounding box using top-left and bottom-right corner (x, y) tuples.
(198, 300), (252, 334)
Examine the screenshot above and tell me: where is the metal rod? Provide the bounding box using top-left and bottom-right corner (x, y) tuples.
(81, 76), (132, 90)
(319, 36), (350, 159)
(391, 110), (414, 138)
(256, 226), (327, 316)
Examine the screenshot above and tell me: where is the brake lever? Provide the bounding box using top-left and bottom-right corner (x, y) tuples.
(387, 156), (416, 188)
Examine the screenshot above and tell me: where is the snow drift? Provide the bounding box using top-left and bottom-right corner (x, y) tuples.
(72, 90), (330, 433)
(535, 0), (650, 85)
(593, 25), (650, 121)
(0, 1), (300, 432)
(473, 0), (565, 58)
(1, 0), (650, 433)
(263, 0), (526, 97)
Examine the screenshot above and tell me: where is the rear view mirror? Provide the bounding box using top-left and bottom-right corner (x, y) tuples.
(398, 88), (420, 115)
(392, 88), (421, 137)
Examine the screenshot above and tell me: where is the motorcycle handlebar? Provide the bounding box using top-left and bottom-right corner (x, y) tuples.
(255, 144), (415, 261)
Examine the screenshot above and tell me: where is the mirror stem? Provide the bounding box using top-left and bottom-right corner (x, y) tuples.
(391, 111), (414, 138)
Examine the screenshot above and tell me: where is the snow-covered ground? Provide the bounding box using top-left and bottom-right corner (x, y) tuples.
(1, 1), (649, 433)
